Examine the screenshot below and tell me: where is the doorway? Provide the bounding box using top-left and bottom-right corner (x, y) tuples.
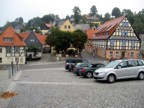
(121, 51), (125, 59)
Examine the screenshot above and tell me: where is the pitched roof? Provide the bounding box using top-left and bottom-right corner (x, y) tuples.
(19, 32), (46, 45)
(86, 29), (97, 39)
(0, 26), (26, 46)
(74, 24), (90, 31)
(95, 16), (125, 39)
(19, 32), (29, 41)
(35, 33), (47, 45)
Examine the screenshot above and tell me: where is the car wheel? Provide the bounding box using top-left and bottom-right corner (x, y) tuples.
(86, 72), (93, 78)
(138, 72), (144, 80)
(107, 74), (115, 83)
(76, 72), (80, 76)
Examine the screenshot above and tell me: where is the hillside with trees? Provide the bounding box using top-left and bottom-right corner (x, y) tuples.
(1, 6), (144, 33)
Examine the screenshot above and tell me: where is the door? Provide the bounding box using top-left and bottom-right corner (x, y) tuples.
(121, 51), (125, 59)
(115, 61), (130, 79)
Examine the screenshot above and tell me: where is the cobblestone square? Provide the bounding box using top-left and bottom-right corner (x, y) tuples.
(2, 67), (144, 108)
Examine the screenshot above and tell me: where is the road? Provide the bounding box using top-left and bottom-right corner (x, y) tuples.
(20, 62), (65, 70)
(1, 62), (144, 108)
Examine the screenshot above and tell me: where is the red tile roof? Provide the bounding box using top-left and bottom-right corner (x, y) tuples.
(34, 33), (47, 45)
(86, 29), (97, 39)
(19, 32), (29, 41)
(95, 16), (125, 39)
(0, 26), (26, 46)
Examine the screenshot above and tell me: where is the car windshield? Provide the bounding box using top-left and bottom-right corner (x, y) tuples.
(104, 60), (121, 68)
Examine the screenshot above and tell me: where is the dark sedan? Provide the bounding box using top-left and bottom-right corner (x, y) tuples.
(73, 63), (92, 75)
(79, 63), (105, 78)
(65, 58), (88, 71)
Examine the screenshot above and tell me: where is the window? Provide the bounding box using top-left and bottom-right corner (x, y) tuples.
(131, 41), (135, 49)
(0, 58), (2, 63)
(30, 39), (34, 42)
(4, 38), (13, 42)
(137, 60), (144, 66)
(110, 40), (114, 46)
(130, 52), (134, 58)
(122, 31), (128, 36)
(122, 40), (126, 46)
(110, 52), (113, 58)
(14, 47), (20, 53)
(0, 48), (2, 53)
(128, 60), (136, 67)
(68, 25), (71, 29)
(116, 52), (119, 57)
(6, 47), (11, 53)
(64, 25), (67, 29)
(119, 61), (128, 68)
(122, 22), (128, 27)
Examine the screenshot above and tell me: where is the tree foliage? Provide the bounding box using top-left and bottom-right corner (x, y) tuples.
(42, 14), (55, 23)
(72, 6), (81, 24)
(72, 29), (87, 53)
(112, 7), (121, 18)
(122, 9), (134, 24)
(103, 12), (111, 22)
(46, 28), (87, 54)
(3, 17), (24, 31)
(132, 10), (144, 33)
(46, 28), (73, 53)
(90, 5), (98, 17)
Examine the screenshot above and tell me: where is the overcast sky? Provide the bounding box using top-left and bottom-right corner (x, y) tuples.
(0, 0), (143, 27)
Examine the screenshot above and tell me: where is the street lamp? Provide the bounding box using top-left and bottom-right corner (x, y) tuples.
(11, 44), (14, 76)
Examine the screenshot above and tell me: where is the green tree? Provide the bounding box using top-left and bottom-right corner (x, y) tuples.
(27, 17), (44, 31)
(132, 9), (144, 33)
(72, 30), (87, 54)
(90, 5), (98, 17)
(46, 28), (73, 53)
(66, 15), (71, 20)
(112, 7), (121, 18)
(42, 14), (55, 23)
(72, 6), (81, 24)
(133, 17), (144, 33)
(15, 17), (24, 25)
(103, 12), (111, 22)
(122, 9), (134, 24)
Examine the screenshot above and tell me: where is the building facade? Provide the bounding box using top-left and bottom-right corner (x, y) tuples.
(0, 26), (26, 64)
(85, 29), (97, 54)
(93, 16), (140, 60)
(60, 19), (75, 32)
(19, 31), (46, 59)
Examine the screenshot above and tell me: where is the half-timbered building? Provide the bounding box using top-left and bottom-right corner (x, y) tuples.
(93, 16), (140, 60)
(0, 26), (26, 64)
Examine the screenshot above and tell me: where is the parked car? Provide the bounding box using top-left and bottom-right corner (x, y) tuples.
(65, 58), (88, 71)
(73, 63), (92, 75)
(80, 63), (105, 78)
(93, 59), (144, 83)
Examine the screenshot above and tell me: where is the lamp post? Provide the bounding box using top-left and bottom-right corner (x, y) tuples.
(11, 45), (14, 76)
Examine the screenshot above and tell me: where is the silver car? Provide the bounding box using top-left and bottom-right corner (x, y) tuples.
(93, 59), (144, 83)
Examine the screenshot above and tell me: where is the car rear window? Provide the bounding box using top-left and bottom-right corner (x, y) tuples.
(137, 60), (144, 66)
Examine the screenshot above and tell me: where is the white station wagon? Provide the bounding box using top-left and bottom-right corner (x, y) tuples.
(93, 59), (144, 83)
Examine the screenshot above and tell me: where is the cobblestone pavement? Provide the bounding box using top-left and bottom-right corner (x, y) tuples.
(1, 67), (144, 108)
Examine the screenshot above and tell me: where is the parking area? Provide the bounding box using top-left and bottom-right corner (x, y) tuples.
(4, 66), (144, 108)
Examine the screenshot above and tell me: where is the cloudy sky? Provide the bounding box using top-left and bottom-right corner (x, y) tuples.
(0, 0), (143, 27)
